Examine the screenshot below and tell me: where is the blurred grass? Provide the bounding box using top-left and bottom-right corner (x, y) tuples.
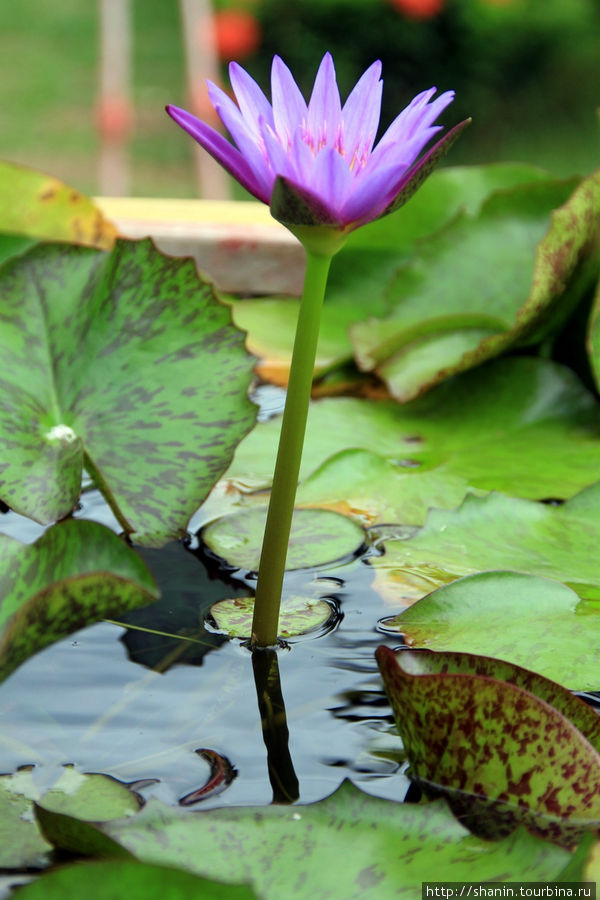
(0, 0), (194, 197)
(0, 0), (598, 199)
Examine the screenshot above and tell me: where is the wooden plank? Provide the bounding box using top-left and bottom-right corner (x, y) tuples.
(95, 197), (305, 295)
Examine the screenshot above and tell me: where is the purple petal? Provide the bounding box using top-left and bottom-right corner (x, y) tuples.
(259, 120), (297, 182)
(341, 159), (407, 226)
(166, 105), (268, 202)
(271, 56), (308, 148)
(363, 125), (442, 180)
(207, 82), (272, 195)
(376, 89), (455, 155)
(378, 118), (472, 220)
(308, 146), (353, 214)
(341, 126), (443, 226)
(306, 52), (343, 151)
(341, 60), (383, 162)
(228, 62), (274, 135)
(286, 128), (321, 185)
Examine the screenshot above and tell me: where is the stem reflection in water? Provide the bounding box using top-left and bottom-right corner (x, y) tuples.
(252, 648), (299, 804)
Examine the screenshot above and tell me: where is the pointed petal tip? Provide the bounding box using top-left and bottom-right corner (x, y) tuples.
(166, 104), (193, 125)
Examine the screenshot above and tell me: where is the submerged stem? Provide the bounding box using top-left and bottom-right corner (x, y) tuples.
(250, 249), (334, 648)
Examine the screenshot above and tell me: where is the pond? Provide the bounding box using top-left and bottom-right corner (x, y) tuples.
(2, 156), (600, 893)
(0, 388), (410, 814)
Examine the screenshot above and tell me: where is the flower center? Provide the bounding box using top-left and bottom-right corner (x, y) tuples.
(299, 120), (372, 174)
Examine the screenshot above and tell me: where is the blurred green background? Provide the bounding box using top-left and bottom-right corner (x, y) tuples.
(0, 0), (598, 198)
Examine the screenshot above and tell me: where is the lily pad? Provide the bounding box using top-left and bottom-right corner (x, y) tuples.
(379, 571), (600, 690)
(0, 769), (51, 869)
(0, 766), (141, 870)
(229, 164), (552, 386)
(0, 238), (257, 545)
(0, 518), (158, 681)
(0, 160), (117, 249)
(348, 162), (551, 251)
(202, 507), (365, 571)
(225, 358), (600, 519)
(350, 172), (600, 400)
(209, 595), (336, 639)
(556, 833), (600, 884)
(295, 448), (474, 527)
(370, 482), (600, 616)
(15, 860), (257, 900)
(0, 234), (36, 266)
(376, 647), (600, 844)
(227, 295), (354, 386)
(35, 781), (570, 897)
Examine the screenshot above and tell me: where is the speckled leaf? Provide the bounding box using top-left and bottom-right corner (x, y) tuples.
(35, 781), (570, 898)
(0, 161), (116, 249)
(370, 482), (600, 638)
(202, 507), (364, 571)
(376, 647), (600, 844)
(0, 766), (141, 870)
(0, 239), (257, 544)
(15, 860), (257, 900)
(351, 172), (600, 401)
(225, 357), (600, 518)
(0, 519), (158, 681)
(379, 571), (600, 689)
(0, 234), (36, 266)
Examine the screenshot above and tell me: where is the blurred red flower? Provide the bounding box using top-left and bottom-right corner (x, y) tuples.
(389, 0), (445, 19)
(214, 9), (261, 61)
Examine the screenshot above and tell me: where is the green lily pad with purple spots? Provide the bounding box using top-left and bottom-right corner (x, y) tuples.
(0, 234), (36, 266)
(0, 518), (158, 681)
(376, 646), (600, 845)
(350, 172), (600, 401)
(0, 238), (256, 545)
(34, 781), (570, 898)
(15, 860), (258, 900)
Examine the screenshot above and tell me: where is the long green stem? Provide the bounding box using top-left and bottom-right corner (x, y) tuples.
(251, 249), (334, 647)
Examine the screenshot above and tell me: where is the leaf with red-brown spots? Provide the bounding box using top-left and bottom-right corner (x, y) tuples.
(376, 647), (600, 845)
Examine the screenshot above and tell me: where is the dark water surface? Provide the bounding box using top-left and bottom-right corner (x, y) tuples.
(0, 488), (409, 811)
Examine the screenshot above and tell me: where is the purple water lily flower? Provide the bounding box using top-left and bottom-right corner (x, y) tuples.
(167, 53), (467, 234)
